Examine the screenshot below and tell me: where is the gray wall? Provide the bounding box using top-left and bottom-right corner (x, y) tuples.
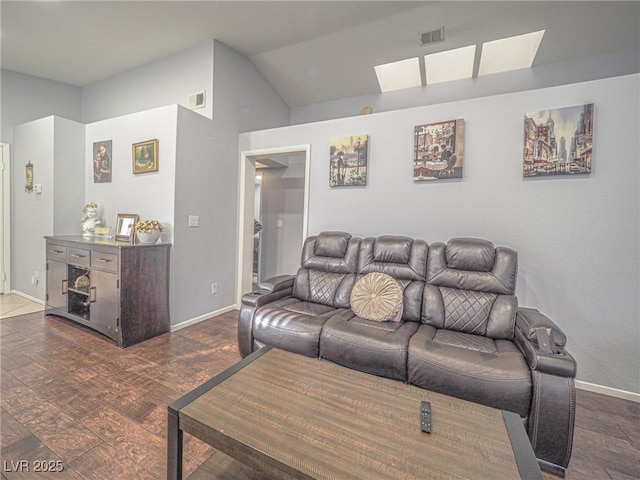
(170, 40), (290, 327)
(12, 116), (84, 298)
(290, 47), (640, 125)
(1, 70), (82, 143)
(240, 74), (640, 394)
(81, 41), (214, 123)
(7, 38), (290, 328)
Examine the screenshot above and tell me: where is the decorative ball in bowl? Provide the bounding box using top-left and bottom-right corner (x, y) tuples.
(134, 220), (163, 244)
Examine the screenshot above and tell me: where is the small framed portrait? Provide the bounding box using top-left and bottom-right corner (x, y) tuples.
(93, 140), (112, 183)
(115, 213), (139, 242)
(132, 139), (159, 174)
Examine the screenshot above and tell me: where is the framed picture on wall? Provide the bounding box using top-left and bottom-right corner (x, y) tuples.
(523, 104), (594, 177)
(413, 119), (464, 181)
(93, 140), (112, 183)
(132, 139), (159, 174)
(329, 134), (368, 187)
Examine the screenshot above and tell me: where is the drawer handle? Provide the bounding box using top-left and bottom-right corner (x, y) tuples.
(52, 249), (65, 254)
(71, 253), (87, 258)
(95, 258), (112, 263)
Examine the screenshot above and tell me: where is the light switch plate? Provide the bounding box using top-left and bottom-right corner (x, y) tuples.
(188, 215), (199, 227)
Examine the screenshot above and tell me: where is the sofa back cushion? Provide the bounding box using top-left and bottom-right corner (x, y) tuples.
(423, 238), (518, 339)
(293, 232), (360, 308)
(358, 235), (428, 322)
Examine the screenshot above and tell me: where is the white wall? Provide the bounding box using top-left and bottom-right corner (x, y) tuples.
(84, 106), (177, 233)
(12, 116), (84, 298)
(53, 117), (86, 234)
(81, 41), (214, 124)
(240, 74), (640, 394)
(1, 70), (82, 143)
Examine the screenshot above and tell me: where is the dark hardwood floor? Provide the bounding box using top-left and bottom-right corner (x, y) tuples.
(1, 311), (638, 479)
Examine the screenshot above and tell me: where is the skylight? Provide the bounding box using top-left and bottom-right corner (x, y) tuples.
(478, 30), (545, 76)
(374, 57), (422, 93)
(424, 45), (476, 84)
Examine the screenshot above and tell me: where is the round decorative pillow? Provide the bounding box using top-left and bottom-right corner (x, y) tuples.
(350, 272), (403, 322)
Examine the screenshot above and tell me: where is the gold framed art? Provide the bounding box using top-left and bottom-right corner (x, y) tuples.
(132, 139), (159, 174)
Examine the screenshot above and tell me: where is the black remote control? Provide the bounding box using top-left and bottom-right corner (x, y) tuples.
(421, 401), (432, 434)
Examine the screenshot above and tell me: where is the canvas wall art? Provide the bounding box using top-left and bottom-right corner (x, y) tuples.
(413, 119), (464, 181)
(329, 135), (368, 187)
(93, 140), (112, 183)
(523, 103), (593, 177)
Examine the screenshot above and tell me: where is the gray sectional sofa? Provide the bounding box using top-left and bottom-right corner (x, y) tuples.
(238, 231), (576, 475)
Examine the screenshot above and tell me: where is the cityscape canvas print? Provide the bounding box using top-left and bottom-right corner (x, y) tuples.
(523, 104), (594, 177)
(329, 135), (368, 187)
(413, 119), (464, 181)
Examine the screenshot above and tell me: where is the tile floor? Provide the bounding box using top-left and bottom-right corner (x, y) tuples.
(0, 293), (44, 319)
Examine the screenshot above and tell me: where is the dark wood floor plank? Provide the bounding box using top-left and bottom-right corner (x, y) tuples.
(80, 407), (167, 474)
(1, 310), (638, 480)
(0, 434), (86, 479)
(69, 442), (158, 480)
(0, 409), (31, 449)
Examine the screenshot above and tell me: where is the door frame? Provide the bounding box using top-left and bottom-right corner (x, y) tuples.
(1, 143), (11, 294)
(236, 144), (310, 304)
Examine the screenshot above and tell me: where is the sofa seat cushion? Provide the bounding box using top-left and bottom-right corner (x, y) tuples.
(407, 325), (532, 417)
(253, 298), (341, 358)
(320, 310), (419, 381)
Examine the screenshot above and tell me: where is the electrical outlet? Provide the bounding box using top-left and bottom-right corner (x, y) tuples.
(211, 282), (218, 294)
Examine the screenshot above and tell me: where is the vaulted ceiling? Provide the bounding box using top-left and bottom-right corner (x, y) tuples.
(2, 1), (638, 107)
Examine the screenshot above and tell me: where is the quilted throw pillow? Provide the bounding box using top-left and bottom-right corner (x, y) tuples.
(350, 272), (403, 322)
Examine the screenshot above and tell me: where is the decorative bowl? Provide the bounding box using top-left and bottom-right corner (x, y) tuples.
(136, 229), (161, 244)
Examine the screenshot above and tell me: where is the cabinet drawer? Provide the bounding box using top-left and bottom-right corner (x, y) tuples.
(91, 251), (118, 272)
(67, 247), (91, 266)
(47, 244), (67, 262)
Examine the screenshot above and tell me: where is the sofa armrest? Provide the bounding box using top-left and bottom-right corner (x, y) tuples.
(256, 274), (295, 294)
(238, 275), (295, 358)
(515, 328), (577, 377)
(516, 307), (567, 347)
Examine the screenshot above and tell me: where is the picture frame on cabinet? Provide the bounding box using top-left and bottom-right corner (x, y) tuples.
(115, 213), (139, 242)
(132, 139), (159, 174)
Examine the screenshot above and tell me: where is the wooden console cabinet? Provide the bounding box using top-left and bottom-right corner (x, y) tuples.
(45, 236), (170, 348)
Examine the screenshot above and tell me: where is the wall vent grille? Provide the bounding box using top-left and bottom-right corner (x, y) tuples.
(188, 91), (206, 109)
(420, 27), (445, 46)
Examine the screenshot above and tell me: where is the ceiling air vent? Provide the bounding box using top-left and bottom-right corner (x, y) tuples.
(420, 27), (445, 46)
(188, 91), (206, 109)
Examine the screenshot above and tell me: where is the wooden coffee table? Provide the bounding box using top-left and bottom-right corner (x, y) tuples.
(168, 347), (542, 479)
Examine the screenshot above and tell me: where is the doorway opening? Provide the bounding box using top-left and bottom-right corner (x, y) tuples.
(1, 143), (11, 294)
(237, 145), (310, 304)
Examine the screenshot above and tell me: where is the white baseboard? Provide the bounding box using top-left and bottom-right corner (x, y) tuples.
(170, 304), (238, 332)
(10, 290), (45, 305)
(575, 380), (640, 403)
